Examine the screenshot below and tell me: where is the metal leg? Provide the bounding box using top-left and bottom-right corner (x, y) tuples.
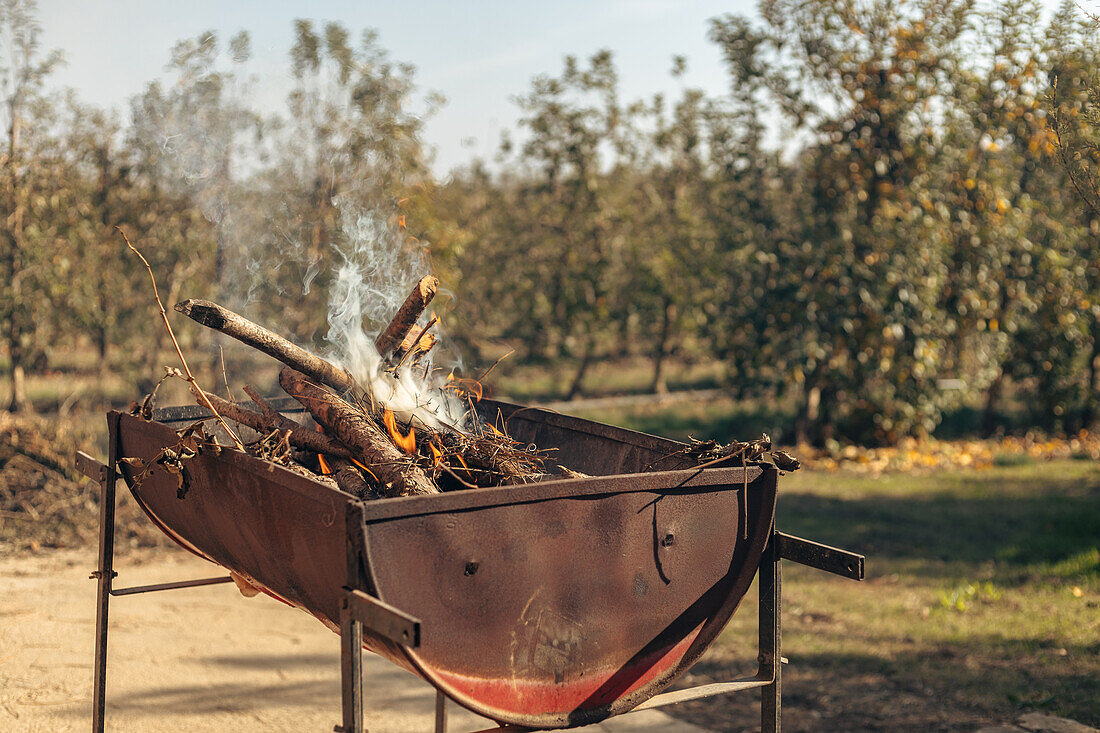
(91, 414), (121, 733)
(337, 599), (364, 733)
(338, 503), (367, 733)
(434, 690), (447, 733)
(759, 532), (782, 733)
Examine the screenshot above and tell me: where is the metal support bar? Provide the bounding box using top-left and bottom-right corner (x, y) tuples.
(343, 588), (421, 648)
(337, 599), (365, 733)
(76, 451), (115, 483)
(776, 532), (865, 580)
(337, 503), (367, 733)
(759, 532), (782, 733)
(111, 576), (233, 596)
(84, 420), (240, 733)
(632, 678), (772, 711)
(435, 690), (448, 733)
(91, 414), (121, 733)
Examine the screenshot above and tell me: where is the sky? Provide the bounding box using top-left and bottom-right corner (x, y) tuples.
(36, 0), (757, 174)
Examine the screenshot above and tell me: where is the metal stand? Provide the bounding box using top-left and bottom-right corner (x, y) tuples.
(336, 524), (861, 733)
(77, 427), (234, 733)
(759, 530), (782, 733)
(336, 503), (423, 733)
(80, 438), (862, 733)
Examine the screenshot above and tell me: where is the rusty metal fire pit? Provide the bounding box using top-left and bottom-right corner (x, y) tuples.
(77, 398), (864, 732)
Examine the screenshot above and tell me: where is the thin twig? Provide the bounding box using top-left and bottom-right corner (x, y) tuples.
(119, 227), (245, 451)
(477, 348), (515, 382)
(242, 384), (282, 423)
(219, 345), (235, 401)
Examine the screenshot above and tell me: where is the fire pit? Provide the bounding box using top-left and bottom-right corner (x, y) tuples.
(77, 397), (864, 732)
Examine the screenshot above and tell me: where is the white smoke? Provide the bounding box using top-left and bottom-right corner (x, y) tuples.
(134, 30), (470, 431)
(323, 201), (467, 430)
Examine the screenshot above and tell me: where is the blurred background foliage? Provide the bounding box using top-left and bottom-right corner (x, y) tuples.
(2, 0), (1100, 446)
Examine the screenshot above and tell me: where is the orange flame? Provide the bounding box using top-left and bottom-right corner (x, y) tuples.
(349, 457), (379, 482)
(398, 214), (407, 230)
(443, 376), (484, 401)
(428, 439), (443, 468)
(383, 408), (417, 454)
(453, 452), (472, 480)
(317, 453), (333, 475)
(488, 423), (505, 437)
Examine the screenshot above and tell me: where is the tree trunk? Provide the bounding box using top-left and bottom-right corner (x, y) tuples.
(566, 335), (595, 401)
(816, 385), (836, 446)
(1081, 331), (1100, 431)
(95, 324), (109, 373)
(650, 301), (675, 395)
(795, 384), (821, 447)
(8, 363), (28, 413)
(982, 368), (1005, 436)
(4, 103), (27, 413)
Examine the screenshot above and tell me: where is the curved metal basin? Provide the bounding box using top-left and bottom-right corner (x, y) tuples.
(113, 400), (777, 729)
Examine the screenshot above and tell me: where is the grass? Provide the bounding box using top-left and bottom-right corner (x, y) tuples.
(671, 461), (1100, 731)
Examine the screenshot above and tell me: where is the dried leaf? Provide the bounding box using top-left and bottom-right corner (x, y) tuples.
(772, 450), (802, 472)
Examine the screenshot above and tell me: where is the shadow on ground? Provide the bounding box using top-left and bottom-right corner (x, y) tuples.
(670, 638), (1099, 733)
(665, 465), (1099, 731)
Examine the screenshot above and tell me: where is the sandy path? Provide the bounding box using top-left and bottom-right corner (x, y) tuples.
(0, 549), (709, 733)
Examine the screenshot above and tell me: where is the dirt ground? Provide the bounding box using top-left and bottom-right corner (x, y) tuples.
(0, 548), (709, 733)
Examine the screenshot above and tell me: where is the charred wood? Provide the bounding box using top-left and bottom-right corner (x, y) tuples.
(375, 276), (438, 357)
(176, 299), (365, 402)
(197, 389), (353, 459)
(278, 367), (438, 497)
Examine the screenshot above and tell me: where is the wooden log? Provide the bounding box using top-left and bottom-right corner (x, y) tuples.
(198, 389), (353, 459)
(327, 457), (375, 499)
(375, 276), (438, 357)
(393, 317), (438, 366)
(398, 330), (435, 356)
(175, 299), (364, 401)
(278, 368), (438, 497)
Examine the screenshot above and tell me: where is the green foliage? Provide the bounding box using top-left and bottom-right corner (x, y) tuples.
(433, 0), (1100, 442)
(0, 0), (63, 409)
(4, 0), (1100, 446)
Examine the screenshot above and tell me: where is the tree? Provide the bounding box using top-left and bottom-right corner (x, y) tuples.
(1042, 0), (1100, 429)
(506, 50), (628, 398)
(0, 0), (59, 411)
(711, 0), (978, 443)
(256, 20), (435, 357)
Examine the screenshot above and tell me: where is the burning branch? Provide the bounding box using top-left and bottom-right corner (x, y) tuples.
(325, 456), (375, 498)
(175, 298), (367, 403)
(278, 368), (438, 497)
(165, 271), (568, 496)
(198, 389), (353, 459)
(374, 275), (438, 357)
